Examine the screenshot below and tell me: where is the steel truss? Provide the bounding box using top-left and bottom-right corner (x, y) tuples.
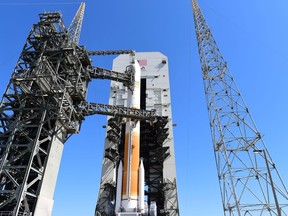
(87, 50), (135, 56)
(78, 102), (158, 121)
(96, 117), (123, 216)
(86, 65), (135, 91)
(68, 2), (85, 44)
(192, 0), (288, 215)
(140, 118), (176, 216)
(0, 12), (91, 215)
(0, 8), (167, 216)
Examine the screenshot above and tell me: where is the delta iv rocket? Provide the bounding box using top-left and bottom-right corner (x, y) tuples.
(115, 54), (145, 215)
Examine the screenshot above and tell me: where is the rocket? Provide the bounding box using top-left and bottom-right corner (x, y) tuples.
(115, 55), (145, 214)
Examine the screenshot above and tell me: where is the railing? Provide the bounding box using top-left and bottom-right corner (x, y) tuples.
(0, 212), (29, 216)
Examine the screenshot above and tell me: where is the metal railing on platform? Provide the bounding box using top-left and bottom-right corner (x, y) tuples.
(0, 212), (29, 216)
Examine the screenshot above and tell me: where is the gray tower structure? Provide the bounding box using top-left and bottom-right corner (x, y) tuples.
(0, 8), (90, 215)
(192, 0), (288, 215)
(0, 4), (160, 216)
(96, 52), (179, 216)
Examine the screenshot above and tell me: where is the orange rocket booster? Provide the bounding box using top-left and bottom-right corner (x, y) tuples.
(121, 57), (141, 210)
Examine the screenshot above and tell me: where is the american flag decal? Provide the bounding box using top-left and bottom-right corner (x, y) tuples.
(137, 59), (147, 66)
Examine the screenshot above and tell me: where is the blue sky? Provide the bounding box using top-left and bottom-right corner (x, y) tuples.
(0, 0), (288, 216)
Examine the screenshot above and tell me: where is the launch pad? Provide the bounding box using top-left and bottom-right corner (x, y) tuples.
(2, 1), (287, 216)
(0, 3), (179, 216)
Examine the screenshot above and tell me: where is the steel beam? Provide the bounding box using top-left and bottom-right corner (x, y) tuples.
(87, 50), (135, 56)
(78, 102), (159, 121)
(86, 65), (135, 90)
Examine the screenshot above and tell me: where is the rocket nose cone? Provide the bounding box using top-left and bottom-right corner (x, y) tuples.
(139, 159), (144, 169)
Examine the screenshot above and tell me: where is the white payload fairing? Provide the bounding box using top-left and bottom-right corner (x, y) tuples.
(115, 54), (146, 215)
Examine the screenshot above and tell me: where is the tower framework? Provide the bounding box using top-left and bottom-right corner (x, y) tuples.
(68, 2), (85, 44)
(0, 11), (91, 215)
(192, 0), (288, 215)
(0, 5), (162, 216)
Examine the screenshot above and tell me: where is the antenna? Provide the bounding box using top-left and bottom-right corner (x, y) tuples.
(68, 2), (85, 44)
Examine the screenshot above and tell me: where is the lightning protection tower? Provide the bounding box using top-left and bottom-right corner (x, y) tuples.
(192, 0), (288, 215)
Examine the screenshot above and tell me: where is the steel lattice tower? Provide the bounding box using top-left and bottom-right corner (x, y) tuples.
(0, 3), (159, 216)
(68, 2), (85, 44)
(0, 6), (91, 215)
(192, 0), (288, 215)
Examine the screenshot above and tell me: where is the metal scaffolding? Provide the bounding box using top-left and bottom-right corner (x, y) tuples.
(0, 11), (91, 215)
(0, 6), (166, 216)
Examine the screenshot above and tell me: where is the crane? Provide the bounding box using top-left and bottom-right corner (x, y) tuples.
(192, 0), (288, 215)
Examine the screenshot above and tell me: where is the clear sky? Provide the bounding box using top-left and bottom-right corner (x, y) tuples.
(0, 0), (288, 216)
